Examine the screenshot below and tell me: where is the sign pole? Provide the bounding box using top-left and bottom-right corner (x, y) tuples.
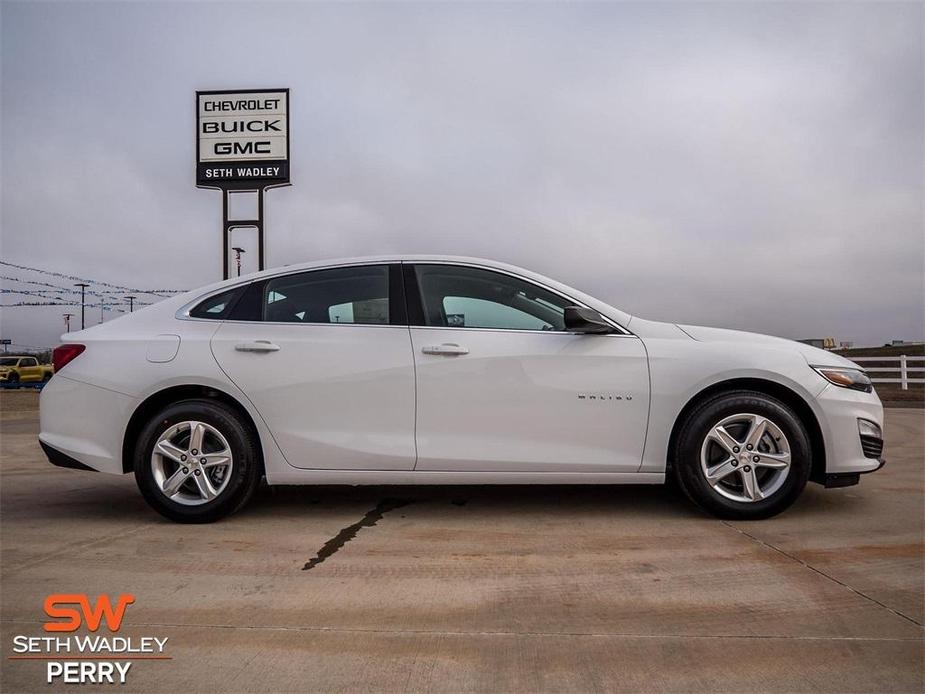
(222, 191), (230, 280)
(222, 186), (267, 280)
(258, 187), (265, 272)
(195, 88), (290, 281)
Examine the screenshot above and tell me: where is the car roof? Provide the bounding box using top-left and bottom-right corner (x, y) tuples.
(248, 254), (535, 276)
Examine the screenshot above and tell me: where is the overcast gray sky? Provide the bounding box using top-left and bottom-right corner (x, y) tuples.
(2, 1), (923, 349)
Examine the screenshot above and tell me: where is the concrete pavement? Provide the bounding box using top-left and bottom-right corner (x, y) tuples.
(1, 391), (922, 692)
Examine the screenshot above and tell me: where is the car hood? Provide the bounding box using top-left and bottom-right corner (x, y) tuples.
(676, 324), (860, 369)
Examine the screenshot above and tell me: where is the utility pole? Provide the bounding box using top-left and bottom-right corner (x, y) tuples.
(231, 247), (246, 277)
(63, 313), (74, 332)
(100, 295), (105, 324)
(125, 295), (136, 312)
(74, 283), (89, 330)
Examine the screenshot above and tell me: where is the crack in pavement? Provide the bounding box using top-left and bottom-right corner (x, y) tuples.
(723, 521), (924, 628)
(2, 618), (920, 641)
(302, 498), (411, 571)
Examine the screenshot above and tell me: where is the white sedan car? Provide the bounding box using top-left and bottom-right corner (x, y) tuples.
(40, 256), (884, 523)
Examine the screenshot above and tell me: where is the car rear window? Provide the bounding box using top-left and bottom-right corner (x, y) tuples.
(189, 287), (244, 319)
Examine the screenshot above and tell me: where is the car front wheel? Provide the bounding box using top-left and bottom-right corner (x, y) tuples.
(133, 399), (261, 523)
(672, 390), (811, 519)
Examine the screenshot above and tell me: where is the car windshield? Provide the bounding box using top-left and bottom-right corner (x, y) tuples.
(0, 358), (19, 366)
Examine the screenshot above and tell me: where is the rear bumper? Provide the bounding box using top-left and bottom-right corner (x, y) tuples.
(39, 440), (97, 472)
(39, 375), (137, 475)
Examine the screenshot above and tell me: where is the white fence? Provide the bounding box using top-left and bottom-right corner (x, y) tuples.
(851, 355), (925, 390)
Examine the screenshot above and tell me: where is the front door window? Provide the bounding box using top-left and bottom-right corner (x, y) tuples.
(413, 265), (570, 331)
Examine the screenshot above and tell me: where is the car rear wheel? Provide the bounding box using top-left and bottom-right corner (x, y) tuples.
(133, 399), (261, 523)
(672, 390), (811, 519)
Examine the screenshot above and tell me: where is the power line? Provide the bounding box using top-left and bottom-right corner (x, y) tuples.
(1, 276), (149, 295)
(1, 280), (156, 307)
(1, 289), (74, 297)
(1, 288), (74, 302)
(0, 261), (188, 296)
(0, 275), (80, 292)
(0, 300), (144, 311)
(0, 289), (151, 309)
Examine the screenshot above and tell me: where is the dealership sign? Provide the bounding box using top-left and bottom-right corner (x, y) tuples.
(196, 88), (289, 189)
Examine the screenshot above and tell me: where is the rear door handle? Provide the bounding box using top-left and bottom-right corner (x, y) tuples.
(421, 343), (469, 356)
(235, 340), (281, 353)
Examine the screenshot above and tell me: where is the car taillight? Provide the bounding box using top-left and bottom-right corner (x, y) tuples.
(53, 344), (85, 372)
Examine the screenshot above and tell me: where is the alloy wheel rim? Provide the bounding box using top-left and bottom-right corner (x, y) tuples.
(699, 413), (791, 503)
(150, 421), (233, 506)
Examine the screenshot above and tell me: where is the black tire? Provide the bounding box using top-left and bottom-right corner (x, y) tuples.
(42, 373), (52, 382)
(8, 372), (19, 383)
(133, 399), (261, 523)
(672, 390), (811, 520)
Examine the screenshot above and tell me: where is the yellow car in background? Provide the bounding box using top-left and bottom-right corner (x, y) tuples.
(0, 356), (54, 383)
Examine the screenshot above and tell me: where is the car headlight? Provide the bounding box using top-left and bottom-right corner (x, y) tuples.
(811, 365), (873, 393)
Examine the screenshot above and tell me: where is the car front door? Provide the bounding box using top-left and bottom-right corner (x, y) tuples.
(210, 263), (416, 471)
(20, 358), (40, 381)
(406, 263), (649, 473)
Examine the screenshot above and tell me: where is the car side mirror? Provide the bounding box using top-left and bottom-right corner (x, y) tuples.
(564, 306), (613, 334)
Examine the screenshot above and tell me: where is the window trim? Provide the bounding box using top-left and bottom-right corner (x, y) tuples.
(403, 261), (631, 336)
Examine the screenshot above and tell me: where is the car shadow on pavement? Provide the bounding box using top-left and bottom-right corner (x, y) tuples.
(246, 483), (711, 522)
(11, 471), (860, 524)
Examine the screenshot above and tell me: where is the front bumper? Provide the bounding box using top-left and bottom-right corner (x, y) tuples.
(823, 458), (885, 488)
(813, 383), (886, 486)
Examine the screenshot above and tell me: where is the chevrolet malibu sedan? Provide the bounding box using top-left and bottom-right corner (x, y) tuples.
(39, 256), (884, 523)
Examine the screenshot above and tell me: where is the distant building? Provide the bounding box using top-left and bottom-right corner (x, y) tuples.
(839, 341), (854, 350)
(799, 337), (837, 350)
(891, 339), (924, 346)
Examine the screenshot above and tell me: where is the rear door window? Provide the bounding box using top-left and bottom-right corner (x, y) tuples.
(262, 266), (390, 325)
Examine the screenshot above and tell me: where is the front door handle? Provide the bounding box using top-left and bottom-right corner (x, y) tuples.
(235, 340), (281, 353)
(421, 343), (469, 356)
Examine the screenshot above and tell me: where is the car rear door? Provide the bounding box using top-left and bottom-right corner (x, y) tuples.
(209, 263), (417, 471)
(405, 263), (650, 473)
